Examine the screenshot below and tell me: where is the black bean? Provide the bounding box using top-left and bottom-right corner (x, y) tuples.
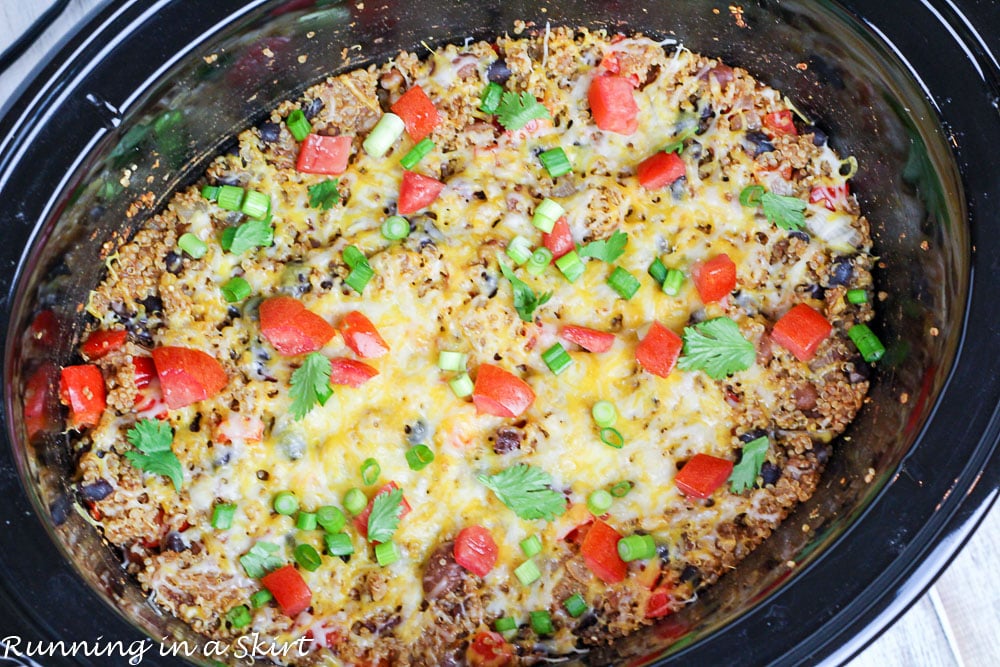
(422, 541), (465, 599)
(258, 121), (280, 143)
(828, 257), (854, 286)
(164, 251), (183, 274)
(760, 462), (781, 485)
(138, 294), (163, 314)
(670, 176), (687, 201)
(739, 429), (768, 443)
(493, 426), (523, 454)
(406, 420), (428, 444)
(303, 98), (324, 119)
(80, 479), (114, 502)
(811, 127), (828, 146)
(803, 283), (826, 300)
(50, 493), (72, 526)
(743, 130), (774, 157)
(697, 104), (715, 134)
(680, 565), (701, 585)
(487, 59), (512, 84)
(164, 531), (188, 552)
(848, 358), (871, 383)
(789, 230), (811, 243)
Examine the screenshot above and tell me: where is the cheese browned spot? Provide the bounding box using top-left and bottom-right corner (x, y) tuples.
(74, 26), (873, 665)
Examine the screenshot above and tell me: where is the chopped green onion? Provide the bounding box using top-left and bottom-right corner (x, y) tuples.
(520, 535), (542, 558)
(286, 109), (311, 142)
(648, 257), (668, 285)
(539, 147), (571, 178)
(294, 543), (322, 571)
(494, 616), (518, 637)
(591, 401), (617, 428)
(273, 491), (299, 516)
(250, 589), (273, 608)
(363, 112), (405, 158)
(221, 276), (251, 303)
(530, 610), (554, 635)
(617, 534), (656, 562)
(563, 593), (588, 618)
(346, 263), (374, 293)
(201, 185), (221, 201)
(740, 184), (765, 207)
(437, 350), (468, 372)
(296, 511), (317, 531)
(220, 227), (236, 252)
(506, 236), (533, 265)
(241, 190), (271, 220)
(374, 541), (400, 566)
(343, 245), (366, 270)
(532, 198), (565, 233)
(600, 427), (624, 449)
(324, 531), (354, 556)
(541, 343), (573, 375)
(449, 373), (474, 398)
(515, 559), (541, 586)
(316, 505), (346, 533)
(360, 458), (381, 485)
(381, 215), (410, 240)
(846, 288), (868, 304)
(400, 138), (435, 170)
(405, 444), (435, 471)
(217, 185), (245, 212)
(226, 605), (252, 629)
(211, 503), (237, 530)
(344, 488), (366, 515)
(607, 266), (641, 299)
(848, 323), (885, 362)
(555, 250), (584, 283)
(177, 232), (207, 259)
(587, 489), (613, 516)
(479, 82), (504, 114)
(663, 269), (685, 296)
(527, 247), (553, 276)
(609, 481), (633, 498)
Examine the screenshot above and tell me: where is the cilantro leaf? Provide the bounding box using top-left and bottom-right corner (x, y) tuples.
(239, 541), (284, 578)
(124, 418), (183, 491)
(229, 218), (274, 255)
(578, 230), (628, 263)
(499, 259), (552, 322)
(289, 352), (332, 420)
(661, 124), (699, 154)
(366, 486), (404, 543)
(760, 192), (806, 230)
(496, 91), (551, 131)
(478, 464), (568, 521)
(729, 436), (770, 493)
(677, 317), (755, 379)
(308, 179), (341, 210)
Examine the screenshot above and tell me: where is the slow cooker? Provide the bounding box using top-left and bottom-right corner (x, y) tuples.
(1, 1), (998, 665)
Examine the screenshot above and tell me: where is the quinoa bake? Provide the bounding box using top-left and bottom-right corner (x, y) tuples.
(53, 25), (881, 665)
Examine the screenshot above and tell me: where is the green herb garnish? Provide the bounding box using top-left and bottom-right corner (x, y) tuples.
(229, 218), (274, 255)
(239, 541), (284, 579)
(124, 419), (183, 491)
(499, 259), (552, 323)
(740, 185), (807, 231)
(677, 317), (755, 379)
(308, 179), (341, 210)
(729, 436), (770, 493)
(478, 464), (568, 521)
(289, 352), (332, 420)
(366, 486), (404, 543)
(496, 91), (550, 131)
(577, 230), (628, 263)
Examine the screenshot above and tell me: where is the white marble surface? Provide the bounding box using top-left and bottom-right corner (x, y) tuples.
(1, 2), (997, 665)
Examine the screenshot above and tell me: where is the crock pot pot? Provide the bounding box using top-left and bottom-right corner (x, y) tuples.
(1, 1), (998, 665)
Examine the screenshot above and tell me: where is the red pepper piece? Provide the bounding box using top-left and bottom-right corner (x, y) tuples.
(635, 322), (683, 378)
(637, 151), (686, 189)
(809, 183), (850, 212)
(296, 134), (352, 175)
(150, 346), (228, 410)
(328, 357), (378, 387)
(691, 253), (737, 304)
(588, 75), (639, 135)
(762, 110), (797, 136)
(542, 217), (575, 260)
(59, 364), (106, 429)
(471, 364), (535, 418)
(353, 482), (412, 541)
(467, 631), (514, 667)
(453, 525), (499, 578)
(80, 329), (128, 360)
(646, 583), (676, 618)
(581, 519), (627, 584)
(390, 85), (439, 142)
(259, 296), (336, 356)
(24, 362), (58, 439)
(261, 565), (312, 618)
(560, 325), (615, 353)
(132, 357), (169, 420)
(340, 311), (390, 359)
(397, 170), (445, 215)
(674, 453), (734, 499)
(770, 303), (832, 362)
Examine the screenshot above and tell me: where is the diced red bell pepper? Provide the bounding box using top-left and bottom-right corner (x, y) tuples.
(809, 183), (850, 212)
(674, 453), (733, 499)
(59, 364), (106, 429)
(691, 253), (737, 304)
(637, 151), (686, 189)
(589, 75), (639, 135)
(467, 631), (514, 667)
(635, 322), (683, 378)
(24, 362), (57, 439)
(542, 217), (574, 260)
(353, 482), (412, 541)
(328, 358), (379, 387)
(397, 170), (445, 215)
(340, 311), (389, 359)
(132, 357), (169, 420)
(560, 325), (615, 353)
(296, 134), (352, 175)
(770, 303), (832, 362)
(30, 310), (59, 347)
(214, 413), (265, 444)
(762, 110), (797, 136)
(646, 583), (676, 618)
(453, 525), (499, 578)
(581, 519), (627, 584)
(471, 364), (535, 418)
(261, 565), (312, 618)
(150, 346), (228, 410)
(80, 329), (128, 360)
(390, 85), (439, 142)
(259, 296), (336, 356)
